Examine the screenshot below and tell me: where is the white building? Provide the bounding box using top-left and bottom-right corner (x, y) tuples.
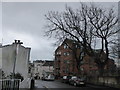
(1, 40), (31, 79)
(32, 60), (54, 79)
(0, 44), (2, 69)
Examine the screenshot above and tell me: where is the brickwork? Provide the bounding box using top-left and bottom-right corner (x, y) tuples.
(54, 39), (116, 77)
(54, 39), (79, 77)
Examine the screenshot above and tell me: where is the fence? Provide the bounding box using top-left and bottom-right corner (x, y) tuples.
(86, 76), (120, 88)
(0, 79), (20, 90)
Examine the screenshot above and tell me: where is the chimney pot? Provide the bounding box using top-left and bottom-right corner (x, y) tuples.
(18, 40), (20, 43)
(15, 40), (17, 43)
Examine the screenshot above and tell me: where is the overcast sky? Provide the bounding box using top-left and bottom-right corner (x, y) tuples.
(1, 1), (118, 62)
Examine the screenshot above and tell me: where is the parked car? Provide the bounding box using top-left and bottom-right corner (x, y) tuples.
(61, 75), (72, 83)
(42, 75), (55, 81)
(69, 76), (86, 86)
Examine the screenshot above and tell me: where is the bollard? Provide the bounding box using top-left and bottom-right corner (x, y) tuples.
(30, 78), (34, 90)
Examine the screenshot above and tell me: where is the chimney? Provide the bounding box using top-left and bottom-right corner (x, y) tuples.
(15, 40), (17, 43)
(13, 40), (23, 44)
(18, 40), (20, 43)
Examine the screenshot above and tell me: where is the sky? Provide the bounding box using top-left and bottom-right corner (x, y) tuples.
(1, 0), (119, 62)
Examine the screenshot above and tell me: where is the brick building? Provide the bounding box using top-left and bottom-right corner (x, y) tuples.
(54, 39), (81, 77)
(54, 38), (116, 77)
(80, 55), (98, 76)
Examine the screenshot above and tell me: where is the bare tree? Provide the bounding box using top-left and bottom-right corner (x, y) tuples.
(110, 38), (119, 58)
(110, 37), (120, 72)
(45, 3), (118, 76)
(45, 5), (94, 75)
(86, 4), (118, 75)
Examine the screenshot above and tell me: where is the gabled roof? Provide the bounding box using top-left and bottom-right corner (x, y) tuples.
(62, 38), (78, 45)
(55, 38), (80, 52)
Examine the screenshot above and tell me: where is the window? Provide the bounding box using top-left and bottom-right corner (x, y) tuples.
(67, 52), (70, 56)
(75, 45), (80, 48)
(59, 52), (61, 55)
(63, 52), (66, 56)
(56, 51), (61, 55)
(80, 67), (84, 71)
(64, 60), (70, 64)
(73, 41), (76, 43)
(56, 58), (59, 61)
(64, 60), (66, 63)
(65, 68), (69, 73)
(80, 61), (84, 64)
(64, 44), (69, 49)
(67, 61), (70, 64)
(28, 67), (31, 73)
(80, 52), (84, 60)
(63, 52), (70, 56)
(81, 52), (84, 57)
(63, 69), (69, 74)
(81, 45), (83, 49)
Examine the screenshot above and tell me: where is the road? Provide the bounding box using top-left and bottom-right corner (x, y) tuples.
(34, 80), (119, 90)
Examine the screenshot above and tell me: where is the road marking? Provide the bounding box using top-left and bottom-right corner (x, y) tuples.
(43, 86), (48, 88)
(43, 85), (52, 90)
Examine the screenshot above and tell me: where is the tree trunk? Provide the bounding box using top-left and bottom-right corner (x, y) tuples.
(98, 65), (105, 76)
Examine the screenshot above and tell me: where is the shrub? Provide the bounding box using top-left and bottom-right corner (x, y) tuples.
(9, 72), (24, 81)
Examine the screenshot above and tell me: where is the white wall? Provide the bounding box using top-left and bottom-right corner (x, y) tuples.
(2, 44), (15, 77)
(0, 47), (2, 69)
(2, 43), (31, 79)
(19, 78), (31, 88)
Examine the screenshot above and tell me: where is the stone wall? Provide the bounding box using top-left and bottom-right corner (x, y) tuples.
(87, 76), (120, 88)
(19, 78), (31, 88)
(0, 80), (1, 90)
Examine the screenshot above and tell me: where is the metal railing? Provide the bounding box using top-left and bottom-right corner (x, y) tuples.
(0, 79), (20, 90)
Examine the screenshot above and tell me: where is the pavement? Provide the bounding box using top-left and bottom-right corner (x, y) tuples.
(33, 80), (119, 90)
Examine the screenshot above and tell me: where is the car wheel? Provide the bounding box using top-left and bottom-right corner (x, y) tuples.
(74, 83), (77, 86)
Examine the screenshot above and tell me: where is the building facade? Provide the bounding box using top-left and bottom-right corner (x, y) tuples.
(54, 39), (81, 77)
(0, 44), (2, 69)
(54, 39), (116, 77)
(1, 40), (31, 79)
(32, 60), (54, 79)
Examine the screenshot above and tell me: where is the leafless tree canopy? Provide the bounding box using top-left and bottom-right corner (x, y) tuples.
(45, 3), (119, 75)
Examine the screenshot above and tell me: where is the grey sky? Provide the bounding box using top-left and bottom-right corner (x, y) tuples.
(2, 2), (118, 61)
(0, 2), (2, 43)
